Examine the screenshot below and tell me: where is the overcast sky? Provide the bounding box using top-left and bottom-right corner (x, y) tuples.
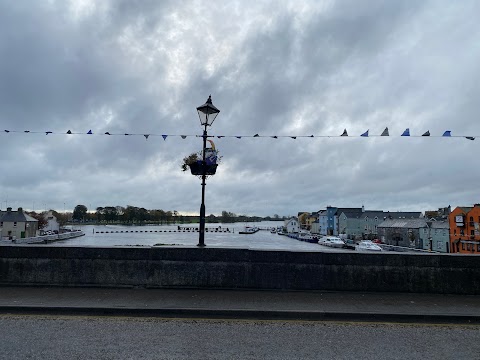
(1, 0), (479, 217)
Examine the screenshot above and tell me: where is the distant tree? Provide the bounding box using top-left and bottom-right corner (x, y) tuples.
(50, 210), (67, 226)
(273, 214), (280, 219)
(27, 211), (49, 229)
(72, 205), (88, 221)
(221, 211), (236, 223)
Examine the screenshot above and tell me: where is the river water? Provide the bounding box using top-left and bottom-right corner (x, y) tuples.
(51, 222), (346, 252)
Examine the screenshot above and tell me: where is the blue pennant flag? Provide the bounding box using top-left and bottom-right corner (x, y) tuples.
(4, 130), (9, 133)
(105, 132), (111, 135)
(442, 131), (451, 137)
(181, 135), (186, 139)
(253, 134), (259, 137)
(401, 128), (410, 136)
(87, 130), (92, 134)
(45, 131), (52, 135)
(236, 136), (242, 139)
(144, 134), (149, 140)
(466, 137), (475, 141)
(361, 130), (369, 137)
(341, 129), (348, 136)
(162, 135), (168, 140)
(381, 127), (389, 136)
(66, 130), (72, 134)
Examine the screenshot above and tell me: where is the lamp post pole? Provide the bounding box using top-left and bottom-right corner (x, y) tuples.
(198, 124), (208, 247)
(196, 95), (220, 247)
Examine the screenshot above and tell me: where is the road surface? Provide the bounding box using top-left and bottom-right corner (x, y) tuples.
(1, 314), (478, 359)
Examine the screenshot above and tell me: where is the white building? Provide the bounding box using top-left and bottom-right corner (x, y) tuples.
(284, 218), (299, 233)
(43, 211), (60, 233)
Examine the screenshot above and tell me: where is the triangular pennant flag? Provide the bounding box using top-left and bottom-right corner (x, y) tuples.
(341, 129), (348, 136)
(24, 130), (30, 133)
(236, 136), (242, 139)
(46, 131), (52, 135)
(271, 136), (278, 139)
(105, 132), (111, 135)
(217, 136), (224, 138)
(401, 128), (410, 136)
(291, 136), (297, 139)
(181, 135), (187, 139)
(66, 130), (72, 134)
(253, 134), (259, 137)
(466, 137), (475, 141)
(4, 130), (9, 133)
(442, 131), (451, 137)
(422, 131), (430, 136)
(124, 133), (129, 136)
(87, 130), (92, 134)
(310, 135), (314, 137)
(381, 127), (389, 136)
(361, 130), (369, 137)
(144, 134), (149, 140)
(162, 135), (168, 140)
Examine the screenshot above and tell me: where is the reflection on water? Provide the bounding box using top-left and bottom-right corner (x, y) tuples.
(52, 222), (345, 252)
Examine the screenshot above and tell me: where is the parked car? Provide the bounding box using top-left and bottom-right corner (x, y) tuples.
(356, 240), (382, 252)
(343, 239), (357, 250)
(318, 236), (345, 248)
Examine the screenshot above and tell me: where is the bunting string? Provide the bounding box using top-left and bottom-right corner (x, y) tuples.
(1, 128), (477, 141)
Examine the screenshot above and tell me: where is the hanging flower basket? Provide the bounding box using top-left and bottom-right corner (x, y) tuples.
(189, 161), (218, 175)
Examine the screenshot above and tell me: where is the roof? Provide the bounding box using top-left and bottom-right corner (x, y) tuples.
(429, 221), (449, 229)
(0, 209), (38, 223)
(340, 210), (422, 220)
(378, 218), (427, 229)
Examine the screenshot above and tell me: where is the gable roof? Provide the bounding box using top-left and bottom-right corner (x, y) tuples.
(0, 209), (38, 223)
(378, 218), (427, 229)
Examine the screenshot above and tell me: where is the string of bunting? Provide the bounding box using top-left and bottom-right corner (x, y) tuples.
(1, 127), (477, 140)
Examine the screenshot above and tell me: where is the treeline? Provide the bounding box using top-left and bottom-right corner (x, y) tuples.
(71, 205), (287, 224)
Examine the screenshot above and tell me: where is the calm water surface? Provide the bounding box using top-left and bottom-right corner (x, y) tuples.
(52, 222), (346, 252)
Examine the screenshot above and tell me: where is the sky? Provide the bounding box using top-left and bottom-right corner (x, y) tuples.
(1, 0), (479, 217)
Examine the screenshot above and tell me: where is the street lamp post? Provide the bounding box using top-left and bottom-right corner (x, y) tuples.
(196, 95), (220, 247)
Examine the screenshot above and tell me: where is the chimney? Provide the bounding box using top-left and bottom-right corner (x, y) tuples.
(7, 207), (12, 212)
(18, 207), (23, 213)
(362, 205), (365, 212)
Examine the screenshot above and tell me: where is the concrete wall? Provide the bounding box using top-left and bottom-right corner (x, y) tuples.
(0, 246), (479, 294)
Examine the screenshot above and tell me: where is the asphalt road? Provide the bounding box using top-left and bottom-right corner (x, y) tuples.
(0, 315), (478, 360)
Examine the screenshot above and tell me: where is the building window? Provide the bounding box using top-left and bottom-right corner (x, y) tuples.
(467, 243), (471, 251)
(471, 230), (475, 236)
(462, 243), (465, 250)
(13, 222), (17, 227)
(460, 229), (465, 236)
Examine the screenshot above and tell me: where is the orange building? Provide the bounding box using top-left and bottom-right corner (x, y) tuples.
(449, 205), (480, 254)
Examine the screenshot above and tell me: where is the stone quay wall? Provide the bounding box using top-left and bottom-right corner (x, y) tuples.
(0, 246), (479, 294)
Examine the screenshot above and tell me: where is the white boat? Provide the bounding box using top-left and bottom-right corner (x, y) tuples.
(356, 240), (382, 252)
(318, 236), (345, 248)
(239, 226), (259, 234)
